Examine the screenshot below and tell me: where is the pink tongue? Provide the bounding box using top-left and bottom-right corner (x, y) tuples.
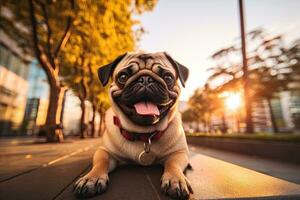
(134, 102), (160, 116)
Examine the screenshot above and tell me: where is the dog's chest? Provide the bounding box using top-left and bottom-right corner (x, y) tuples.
(108, 135), (167, 164)
(102, 108), (188, 165)
(103, 127), (186, 165)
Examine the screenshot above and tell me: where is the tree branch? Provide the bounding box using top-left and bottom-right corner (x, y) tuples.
(29, 0), (43, 59)
(87, 62), (94, 85)
(36, 0), (55, 65)
(54, 0), (75, 57)
(29, 0), (56, 84)
(79, 54), (88, 99)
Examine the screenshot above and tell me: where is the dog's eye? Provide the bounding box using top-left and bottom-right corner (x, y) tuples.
(118, 73), (128, 84)
(164, 75), (173, 82)
(163, 74), (174, 85)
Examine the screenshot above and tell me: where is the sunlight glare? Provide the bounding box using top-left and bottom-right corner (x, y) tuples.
(225, 92), (242, 111)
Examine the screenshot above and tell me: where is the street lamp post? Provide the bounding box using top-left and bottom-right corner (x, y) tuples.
(238, 0), (254, 133)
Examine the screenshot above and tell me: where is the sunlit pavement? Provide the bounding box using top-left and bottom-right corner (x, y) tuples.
(189, 145), (300, 184)
(187, 153), (300, 199)
(0, 137), (300, 199)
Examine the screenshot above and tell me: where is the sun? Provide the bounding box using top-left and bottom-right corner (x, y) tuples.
(225, 92), (242, 111)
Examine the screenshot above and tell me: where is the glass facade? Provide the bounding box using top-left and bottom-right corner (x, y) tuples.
(0, 43), (51, 135)
(290, 90), (300, 130)
(0, 44), (30, 135)
(271, 97), (286, 131)
(23, 61), (50, 134)
(0, 44), (29, 79)
(27, 61), (49, 99)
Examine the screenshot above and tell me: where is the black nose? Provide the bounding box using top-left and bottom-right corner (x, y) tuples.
(138, 75), (154, 86)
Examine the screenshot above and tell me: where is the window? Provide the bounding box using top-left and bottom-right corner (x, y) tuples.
(0, 44), (29, 79)
(0, 45), (10, 68)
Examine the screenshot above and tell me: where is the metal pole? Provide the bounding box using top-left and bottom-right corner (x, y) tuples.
(238, 0), (253, 133)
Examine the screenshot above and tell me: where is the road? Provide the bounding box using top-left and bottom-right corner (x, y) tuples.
(1, 137), (300, 199)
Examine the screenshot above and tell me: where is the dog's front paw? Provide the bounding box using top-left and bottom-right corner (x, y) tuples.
(73, 174), (109, 198)
(161, 171), (193, 200)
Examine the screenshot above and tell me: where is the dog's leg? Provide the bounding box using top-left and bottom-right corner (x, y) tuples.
(161, 152), (193, 199)
(73, 148), (116, 198)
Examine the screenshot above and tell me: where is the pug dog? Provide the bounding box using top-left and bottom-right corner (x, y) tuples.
(73, 52), (193, 199)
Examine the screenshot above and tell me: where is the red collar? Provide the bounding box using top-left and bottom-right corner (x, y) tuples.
(113, 116), (166, 142)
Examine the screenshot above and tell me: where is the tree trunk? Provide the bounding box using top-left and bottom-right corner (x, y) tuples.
(244, 96), (254, 133)
(91, 103), (97, 137)
(79, 99), (87, 138)
(208, 114), (213, 133)
(28, 0), (74, 143)
(236, 113), (241, 133)
(221, 113), (227, 134)
(45, 85), (66, 142)
(204, 120), (208, 133)
(267, 98), (278, 133)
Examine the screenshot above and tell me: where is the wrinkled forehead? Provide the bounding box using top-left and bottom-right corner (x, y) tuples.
(113, 52), (176, 76)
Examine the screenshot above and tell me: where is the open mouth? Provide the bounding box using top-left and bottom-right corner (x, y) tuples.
(132, 100), (173, 117)
(117, 99), (174, 126)
(120, 100), (173, 117)
(134, 102), (160, 116)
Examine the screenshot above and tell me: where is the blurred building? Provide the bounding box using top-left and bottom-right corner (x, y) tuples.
(0, 31), (50, 136)
(22, 61), (49, 135)
(0, 29), (97, 137)
(284, 90), (300, 131)
(195, 90), (300, 134)
(252, 99), (272, 132)
(0, 34), (87, 136)
(0, 41), (30, 135)
(243, 90), (300, 133)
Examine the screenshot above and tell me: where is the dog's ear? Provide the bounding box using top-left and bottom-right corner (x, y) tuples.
(98, 53), (127, 86)
(164, 52), (189, 87)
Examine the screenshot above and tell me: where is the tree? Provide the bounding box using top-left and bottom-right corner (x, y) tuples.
(60, 0), (157, 138)
(187, 84), (225, 133)
(182, 109), (198, 123)
(207, 29), (297, 133)
(1, 0), (75, 142)
(1, 0), (156, 141)
(285, 39), (300, 83)
(240, 31), (295, 133)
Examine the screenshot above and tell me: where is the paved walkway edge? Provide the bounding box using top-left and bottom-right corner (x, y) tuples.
(187, 136), (300, 163)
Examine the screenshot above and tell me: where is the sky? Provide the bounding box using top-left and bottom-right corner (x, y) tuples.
(138, 0), (300, 100)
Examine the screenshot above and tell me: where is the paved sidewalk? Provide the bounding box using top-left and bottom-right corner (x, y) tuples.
(0, 137), (99, 182)
(189, 145), (300, 184)
(0, 137), (300, 199)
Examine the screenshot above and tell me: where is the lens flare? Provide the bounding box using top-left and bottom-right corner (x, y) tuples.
(225, 92), (242, 111)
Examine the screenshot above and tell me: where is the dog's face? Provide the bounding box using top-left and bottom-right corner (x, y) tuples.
(98, 52), (189, 126)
